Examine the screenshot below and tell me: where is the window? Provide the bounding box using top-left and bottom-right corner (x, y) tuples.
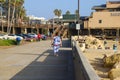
(116, 9), (120, 11)
(109, 9), (114, 12)
(99, 20), (102, 23)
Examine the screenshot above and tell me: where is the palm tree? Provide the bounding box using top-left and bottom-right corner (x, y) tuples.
(53, 9), (62, 19)
(15, 0), (24, 24)
(17, 6), (26, 26)
(8, 0), (17, 34)
(57, 9), (62, 18)
(7, 0), (11, 33)
(8, 0), (24, 34)
(53, 9), (62, 24)
(0, 0), (5, 3)
(0, 0), (6, 32)
(65, 10), (70, 15)
(54, 9), (58, 17)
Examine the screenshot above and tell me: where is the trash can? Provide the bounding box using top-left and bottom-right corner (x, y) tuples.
(16, 37), (21, 45)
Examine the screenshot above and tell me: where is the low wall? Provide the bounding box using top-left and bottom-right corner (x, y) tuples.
(71, 37), (100, 80)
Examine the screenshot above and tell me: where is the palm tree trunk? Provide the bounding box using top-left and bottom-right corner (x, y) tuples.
(9, 0), (16, 34)
(0, 3), (3, 32)
(12, 18), (15, 34)
(7, 0), (11, 34)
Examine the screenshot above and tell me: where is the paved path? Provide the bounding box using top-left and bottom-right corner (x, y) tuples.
(0, 39), (74, 80)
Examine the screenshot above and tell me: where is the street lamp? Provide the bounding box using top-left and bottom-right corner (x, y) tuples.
(76, 0), (80, 39)
(78, 0), (80, 20)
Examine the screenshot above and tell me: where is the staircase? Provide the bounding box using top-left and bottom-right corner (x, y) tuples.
(52, 25), (68, 38)
(62, 29), (68, 38)
(52, 25), (62, 37)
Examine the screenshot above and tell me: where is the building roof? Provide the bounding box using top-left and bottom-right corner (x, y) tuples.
(63, 14), (77, 20)
(92, 4), (106, 10)
(80, 16), (89, 20)
(108, 0), (120, 3)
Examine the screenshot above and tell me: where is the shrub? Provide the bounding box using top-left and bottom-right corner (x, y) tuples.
(0, 40), (16, 46)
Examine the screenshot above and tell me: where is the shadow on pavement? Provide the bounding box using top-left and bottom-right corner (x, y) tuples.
(10, 39), (74, 80)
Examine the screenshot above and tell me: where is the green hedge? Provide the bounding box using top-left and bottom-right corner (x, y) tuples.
(0, 40), (16, 46)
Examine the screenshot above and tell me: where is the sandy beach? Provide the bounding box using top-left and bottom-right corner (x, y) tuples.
(84, 40), (120, 80)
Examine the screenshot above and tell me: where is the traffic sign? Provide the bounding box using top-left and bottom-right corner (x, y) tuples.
(76, 24), (80, 30)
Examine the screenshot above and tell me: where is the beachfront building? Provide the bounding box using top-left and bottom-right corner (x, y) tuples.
(84, 0), (120, 39)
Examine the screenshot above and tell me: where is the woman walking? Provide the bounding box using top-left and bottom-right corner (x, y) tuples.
(51, 33), (62, 56)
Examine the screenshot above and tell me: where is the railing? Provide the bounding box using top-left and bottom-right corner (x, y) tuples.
(71, 37), (100, 80)
(62, 29), (68, 38)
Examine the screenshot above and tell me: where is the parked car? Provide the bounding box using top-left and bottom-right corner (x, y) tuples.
(41, 34), (47, 40)
(16, 34), (28, 39)
(0, 34), (9, 39)
(7, 34), (23, 40)
(27, 33), (37, 38)
(0, 34), (4, 39)
(24, 34), (36, 42)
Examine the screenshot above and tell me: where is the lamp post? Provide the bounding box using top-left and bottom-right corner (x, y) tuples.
(78, 0), (80, 20)
(76, 0), (80, 39)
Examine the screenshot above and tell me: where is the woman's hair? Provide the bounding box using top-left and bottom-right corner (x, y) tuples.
(55, 33), (58, 36)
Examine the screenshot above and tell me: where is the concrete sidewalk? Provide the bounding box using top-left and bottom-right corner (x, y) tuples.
(0, 39), (74, 80)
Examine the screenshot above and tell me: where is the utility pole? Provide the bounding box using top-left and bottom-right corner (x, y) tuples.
(76, 0), (80, 39)
(78, 0), (80, 20)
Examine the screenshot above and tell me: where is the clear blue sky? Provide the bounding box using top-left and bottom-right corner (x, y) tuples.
(24, 0), (106, 19)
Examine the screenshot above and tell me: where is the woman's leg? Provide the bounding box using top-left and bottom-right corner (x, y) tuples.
(53, 46), (59, 56)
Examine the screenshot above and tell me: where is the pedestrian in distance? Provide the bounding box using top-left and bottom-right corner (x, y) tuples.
(51, 33), (62, 56)
(37, 33), (41, 41)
